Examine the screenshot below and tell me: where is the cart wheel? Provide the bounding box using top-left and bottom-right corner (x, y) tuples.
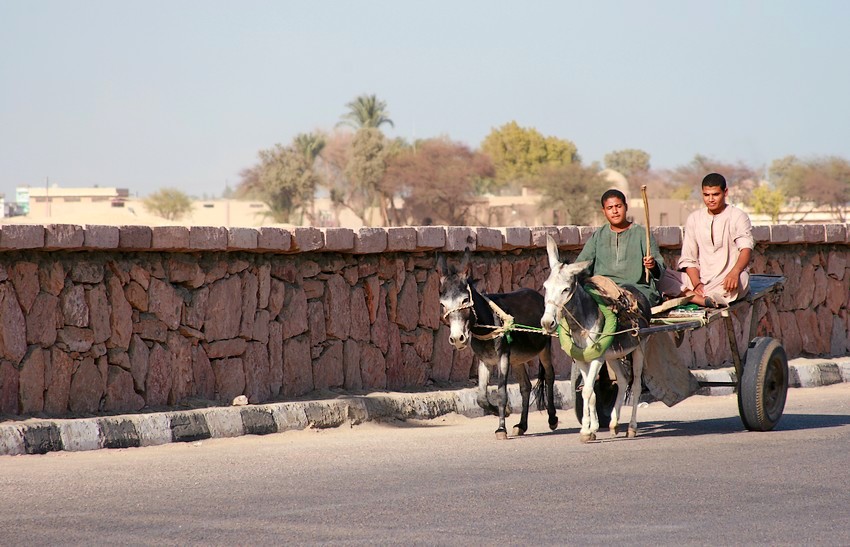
(573, 364), (618, 429)
(738, 337), (788, 431)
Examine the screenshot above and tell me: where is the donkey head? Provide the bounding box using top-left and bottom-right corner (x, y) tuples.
(437, 250), (474, 350)
(541, 234), (592, 334)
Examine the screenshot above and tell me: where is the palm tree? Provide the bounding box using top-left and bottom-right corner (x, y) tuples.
(293, 132), (326, 162)
(337, 94), (394, 130)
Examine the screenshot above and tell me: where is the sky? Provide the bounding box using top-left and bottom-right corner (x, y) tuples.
(2, 0), (850, 201)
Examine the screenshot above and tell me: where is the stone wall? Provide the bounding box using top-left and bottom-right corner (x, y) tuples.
(0, 222), (847, 420)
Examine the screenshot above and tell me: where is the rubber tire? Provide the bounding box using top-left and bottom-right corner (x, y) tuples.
(573, 364), (618, 429)
(738, 337), (788, 432)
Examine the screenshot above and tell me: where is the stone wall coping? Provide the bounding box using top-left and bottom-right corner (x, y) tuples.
(1, 223), (848, 253)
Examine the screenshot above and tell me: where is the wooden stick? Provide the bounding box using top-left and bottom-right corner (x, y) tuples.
(641, 185), (651, 283)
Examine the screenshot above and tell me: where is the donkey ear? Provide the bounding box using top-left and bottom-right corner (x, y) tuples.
(572, 260), (593, 278)
(545, 235), (561, 269)
(458, 247), (471, 276)
(436, 253), (448, 279)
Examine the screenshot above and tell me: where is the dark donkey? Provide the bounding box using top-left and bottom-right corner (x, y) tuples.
(437, 250), (559, 439)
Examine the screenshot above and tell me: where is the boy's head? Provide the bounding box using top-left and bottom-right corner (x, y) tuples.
(701, 173), (728, 214)
(600, 188), (627, 207)
(600, 189), (629, 229)
(701, 172), (727, 191)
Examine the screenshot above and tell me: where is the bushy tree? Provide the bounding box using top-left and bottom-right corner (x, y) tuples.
(143, 188), (193, 220)
(662, 155), (758, 203)
(384, 138), (494, 225)
(481, 121), (579, 193)
(345, 128), (388, 226)
(604, 149), (651, 178)
(771, 155), (850, 222)
(750, 184), (785, 223)
(531, 163), (608, 225)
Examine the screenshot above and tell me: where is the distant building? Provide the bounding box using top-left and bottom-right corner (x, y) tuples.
(17, 185), (130, 216)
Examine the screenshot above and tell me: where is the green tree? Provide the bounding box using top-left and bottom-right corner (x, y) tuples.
(345, 128), (388, 226)
(531, 163), (608, 225)
(481, 121), (579, 192)
(293, 132), (326, 162)
(603, 149), (651, 178)
(253, 144), (319, 224)
(142, 188), (193, 220)
(750, 184), (785, 223)
(337, 94), (394, 130)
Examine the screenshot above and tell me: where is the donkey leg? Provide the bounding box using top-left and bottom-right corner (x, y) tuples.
(476, 362), (499, 417)
(580, 359), (604, 442)
(607, 358), (629, 437)
(495, 352), (511, 440)
(627, 345), (645, 438)
(539, 344), (559, 431)
(512, 360), (532, 437)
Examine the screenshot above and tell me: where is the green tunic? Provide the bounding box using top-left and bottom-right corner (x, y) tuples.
(576, 223), (666, 306)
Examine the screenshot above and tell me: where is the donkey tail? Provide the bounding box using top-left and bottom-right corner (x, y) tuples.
(533, 363), (547, 411)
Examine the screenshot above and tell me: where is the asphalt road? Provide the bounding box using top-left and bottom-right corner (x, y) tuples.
(2, 384), (850, 546)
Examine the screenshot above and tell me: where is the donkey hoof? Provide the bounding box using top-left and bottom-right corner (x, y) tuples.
(627, 427), (638, 438)
(579, 432), (596, 443)
(548, 418), (559, 431)
(511, 426), (526, 437)
(495, 429), (508, 440)
(610, 425), (619, 436)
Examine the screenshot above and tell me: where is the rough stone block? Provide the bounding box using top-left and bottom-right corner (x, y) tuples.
(787, 224), (805, 243)
(825, 224), (846, 243)
(803, 224), (825, 243)
(558, 226), (581, 249)
(83, 225), (119, 249)
(118, 226), (152, 250)
(751, 225), (770, 243)
(579, 226), (596, 244)
(386, 227), (417, 251)
(500, 227), (530, 249)
(0, 225), (45, 250)
(292, 227), (323, 252)
(530, 227), (558, 248)
(444, 226), (475, 251)
(474, 227), (503, 250)
(322, 228), (355, 251)
(415, 227), (446, 250)
(151, 226), (190, 250)
(257, 227), (291, 251)
(353, 228), (387, 254)
(45, 224), (84, 249)
(189, 226), (227, 250)
(227, 227), (258, 250)
(770, 224), (789, 243)
(654, 226), (682, 247)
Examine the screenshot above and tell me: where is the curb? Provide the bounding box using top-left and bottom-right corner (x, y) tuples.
(2, 359), (849, 456)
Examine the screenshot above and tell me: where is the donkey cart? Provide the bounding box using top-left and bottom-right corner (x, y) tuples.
(572, 274), (789, 433)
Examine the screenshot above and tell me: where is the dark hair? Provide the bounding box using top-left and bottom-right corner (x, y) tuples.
(600, 188), (627, 207)
(701, 172), (727, 191)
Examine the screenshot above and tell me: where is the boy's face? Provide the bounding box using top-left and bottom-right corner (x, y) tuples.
(702, 185), (728, 214)
(602, 197), (628, 228)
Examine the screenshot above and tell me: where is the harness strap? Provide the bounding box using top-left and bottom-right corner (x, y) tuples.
(557, 288), (618, 361)
(471, 294), (515, 341)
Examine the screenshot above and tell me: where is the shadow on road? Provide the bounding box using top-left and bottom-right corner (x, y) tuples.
(624, 412), (850, 439)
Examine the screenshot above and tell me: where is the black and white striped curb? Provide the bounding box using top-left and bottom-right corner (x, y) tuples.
(2, 358), (848, 456)
(0, 382), (575, 456)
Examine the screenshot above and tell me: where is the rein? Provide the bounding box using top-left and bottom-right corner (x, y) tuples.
(442, 284), (542, 343)
(555, 287), (640, 362)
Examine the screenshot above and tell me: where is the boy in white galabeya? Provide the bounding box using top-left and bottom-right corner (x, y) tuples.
(659, 172), (754, 308)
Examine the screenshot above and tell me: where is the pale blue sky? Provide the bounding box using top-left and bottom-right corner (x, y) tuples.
(2, 1), (849, 201)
